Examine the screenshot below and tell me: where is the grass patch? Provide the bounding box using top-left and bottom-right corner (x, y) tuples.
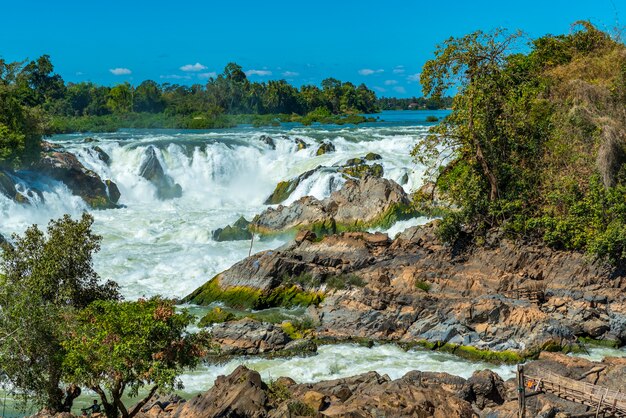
(414, 279), (431, 292)
(400, 340), (524, 364)
(325, 274), (365, 290)
(287, 401), (316, 416)
(268, 380), (292, 403)
(578, 336), (620, 349)
(281, 316), (317, 339)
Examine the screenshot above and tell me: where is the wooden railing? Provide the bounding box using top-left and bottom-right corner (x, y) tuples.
(517, 365), (626, 417)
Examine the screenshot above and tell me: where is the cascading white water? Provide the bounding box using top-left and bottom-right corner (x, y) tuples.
(0, 112), (437, 299)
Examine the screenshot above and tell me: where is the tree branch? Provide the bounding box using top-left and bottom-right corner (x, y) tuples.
(127, 385), (159, 418)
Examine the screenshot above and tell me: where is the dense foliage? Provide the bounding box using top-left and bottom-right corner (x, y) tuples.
(62, 298), (209, 418)
(415, 22), (626, 263)
(377, 96), (453, 110)
(0, 57), (48, 168)
(0, 215), (207, 414)
(0, 214), (120, 411)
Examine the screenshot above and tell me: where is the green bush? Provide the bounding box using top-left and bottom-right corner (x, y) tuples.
(415, 280), (431, 292)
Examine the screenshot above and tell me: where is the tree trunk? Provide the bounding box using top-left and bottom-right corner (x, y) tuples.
(468, 74), (499, 201)
(127, 385), (159, 418)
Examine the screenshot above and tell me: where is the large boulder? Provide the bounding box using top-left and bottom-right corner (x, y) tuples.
(254, 176), (413, 236)
(138, 146), (182, 200)
(35, 151), (120, 209)
(210, 318), (291, 355)
(161, 366), (269, 417)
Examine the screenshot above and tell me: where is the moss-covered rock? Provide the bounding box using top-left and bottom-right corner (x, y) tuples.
(264, 168), (317, 205)
(183, 276), (324, 309)
(316, 142), (335, 156)
(340, 163), (384, 179)
(364, 152), (382, 161)
(198, 307), (237, 327)
(295, 138), (307, 151)
(213, 216), (253, 241)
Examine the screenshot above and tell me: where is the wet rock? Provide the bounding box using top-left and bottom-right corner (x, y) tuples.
(35, 151), (120, 209)
(92, 146), (110, 164)
(399, 171), (409, 185)
(295, 138), (307, 150)
(105, 179), (121, 203)
(364, 152), (382, 161)
(210, 318), (291, 355)
(340, 160), (384, 179)
(83, 137), (97, 143)
(264, 167), (318, 205)
(212, 216), (252, 241)
(162, 366), (269, 417)
(260, 135), (276, 150)
(316, 141), (335, 155)
(461, 369), (506, 409)
(138, 146), (182, 200)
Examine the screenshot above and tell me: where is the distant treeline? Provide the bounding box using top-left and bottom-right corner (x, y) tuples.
(1, 56), (382, 131)
(377, 96), (453, 110)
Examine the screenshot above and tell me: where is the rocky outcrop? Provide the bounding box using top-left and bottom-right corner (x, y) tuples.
(35, 150), (120, 209)
(138, 146), (182, 200)
(255, 176), (415, 236)
(188, 220), (626, 354)
(135, 365), (476, 418)
(210, 318), (292, 355)
(212, 216), (252, 241)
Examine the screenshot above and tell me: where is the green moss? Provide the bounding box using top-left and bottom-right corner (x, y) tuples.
(340, 163), (384, 179)
(415, 279), (431, 292)
(198, 307), (236, 327)
(578, 336), (620, 349)
(364, 152), (382, 161)
(316, 142), (336, 155)
(183, 277), (323, 309)
(399, 340), (524, 364)
(265, 181), (294, 204)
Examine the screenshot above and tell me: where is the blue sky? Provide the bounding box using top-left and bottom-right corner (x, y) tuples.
(1, 0), (624, 97)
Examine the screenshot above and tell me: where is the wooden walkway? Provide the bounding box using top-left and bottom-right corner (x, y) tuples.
(518, 366), (626, 417)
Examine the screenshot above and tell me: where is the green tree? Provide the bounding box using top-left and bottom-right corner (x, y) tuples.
(106, 82), (133, 114)
(62, 298), (209, 418)
(134, 80), (165, 113)
(0, 59), (45, 169)
(0, 213), (120, 412)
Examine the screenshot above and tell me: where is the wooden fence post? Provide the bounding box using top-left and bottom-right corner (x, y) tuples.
(517, 364), (526, 418)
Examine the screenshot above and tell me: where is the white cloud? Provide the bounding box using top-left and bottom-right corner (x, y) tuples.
(373, 86), (387, 93)
(358, 68), (384, 76)
(76, 71), (84, 76)
(109, 68), (132, 76)
(159, 74), (191, 80)
(393, 66), (405, 74)
(282, 71), (299, 77)
(384, 80), (398, 85)
(246, 69), (272, 76)
(393, 86), (407, 94)
(180, 62), (208, 72)
(407, 73), (421, 82)
(198, 72), (217, 79)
